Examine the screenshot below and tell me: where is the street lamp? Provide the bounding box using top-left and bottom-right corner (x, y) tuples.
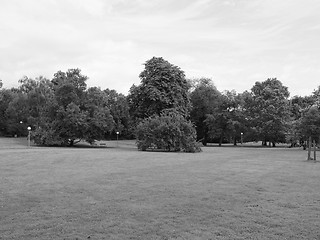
(19, 121), (23, 138)
(27, 126), (31, 147)
(241, 132), (243, 144)
(116, 131), (119, 147)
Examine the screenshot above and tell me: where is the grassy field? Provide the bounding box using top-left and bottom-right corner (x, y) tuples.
(0, 138), (320, 240)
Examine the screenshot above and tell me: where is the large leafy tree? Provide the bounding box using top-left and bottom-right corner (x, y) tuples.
(300, 105), (320, 140)
(5, 92), (29, 136)
(33, 69), (114, 146)
(244, 78), (290, 146)
(286, 95), (315, 147)
(129, 57), (198, 152)
(104, 88), (131, 138)
(128, 57), (191, 120)
(0, 89), (13, 135)
(204, 90), (246, 146)
(51, 69), (87, 109)
(221, 90), (248, 145)
(189, 78), (221, 145)
(299, 105), (320, 159)
(83, 87), (115, 143)
(0, 76), (55, 137)
(18, 76), (55, 129)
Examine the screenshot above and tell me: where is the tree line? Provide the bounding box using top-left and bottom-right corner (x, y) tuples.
(0, 57), (319, 152)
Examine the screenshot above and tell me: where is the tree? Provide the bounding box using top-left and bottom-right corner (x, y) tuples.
(300, 105), (320, 160)
(221, 90), (247, 145)
(128, 57), (191, 120)
(83, 87), (114, 143)
(312, 86), (320, 105)
(201, 89), (247, 146)
(104, 88), (131, 138)
(19, 76), (55, 128)
(204, 93), (234, 146)
(33, 69), (114, 146)
(286, 95), (315, 147)
(129, 57), (199, 152)
(189, 78), (221, 145)
(135, 110), (201, 152)
(244, 78), (290, 146)
(51, 69), (87, 109)
(6, 95), (27, 136)
(0, 89), (12, 135)
(0, 76), (55, 137)
(300, 106), (320, 139)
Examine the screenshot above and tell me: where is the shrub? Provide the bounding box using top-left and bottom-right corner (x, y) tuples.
(32, 127), (63, 146)
(135, 110), (201, 153)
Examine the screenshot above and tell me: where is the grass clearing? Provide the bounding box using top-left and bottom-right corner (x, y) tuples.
(1, 138), (320, 239)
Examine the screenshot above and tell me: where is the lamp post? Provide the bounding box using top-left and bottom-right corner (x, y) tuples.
(241, 132), (243, 145)
(116, 131), (119, 147)
(19, 121), (23, 138)
(27, 126), (31, 147)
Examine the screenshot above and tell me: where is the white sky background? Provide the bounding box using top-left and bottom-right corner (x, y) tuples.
(1, 0), (320, 96)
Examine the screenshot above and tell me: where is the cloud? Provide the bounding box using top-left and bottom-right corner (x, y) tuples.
(0, 0), (319, 96)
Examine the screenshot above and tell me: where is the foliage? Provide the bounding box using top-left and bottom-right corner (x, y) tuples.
(286, 95), (316, 145)
(2, 70), (115, 146)
(83, 87), (115, 143)
(128, 57), (191, 120)
(5, 92), (29, 136)
(243, 78), (290, 146)
(51, 69), (87, 108)
(189, 78), (221, 145)
(135, 110), (201, 152)
(1, 64), (320, 151)
(36, 71), (116, 146)
(203, 90), (247, 146)
(104, 88), (131, 138)
(299, 105), (320, 141)
(0, 90), (17, 135)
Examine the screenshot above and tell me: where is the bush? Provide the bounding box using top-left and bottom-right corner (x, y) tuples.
(135, 110), (201, 153)
(32, 127), (63, 146)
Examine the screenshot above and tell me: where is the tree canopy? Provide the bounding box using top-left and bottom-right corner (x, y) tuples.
(243, 78), (290, 146)
(189, 78), (221, 145)
(128, 57), (191, 120)
(0, 59), (320, 152)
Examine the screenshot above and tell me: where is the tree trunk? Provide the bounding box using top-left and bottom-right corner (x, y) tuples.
(272, 141), (276, 147)
(203, 132), (208, 146)
(219, 136), (222, 147)
(262, 140), (267, 146)
(233, 137), (237, 146)
(307, 136), (312, 160)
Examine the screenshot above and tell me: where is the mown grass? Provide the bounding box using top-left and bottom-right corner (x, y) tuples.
(0, 138), (320, 239)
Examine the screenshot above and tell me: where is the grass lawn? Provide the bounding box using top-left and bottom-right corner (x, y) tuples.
(0, 138), (320, 239)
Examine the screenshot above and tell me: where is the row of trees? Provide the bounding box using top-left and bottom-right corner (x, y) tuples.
(190, 77), (320, 148)
(0, 70), (130, 146)
(0, 57), (319, 152)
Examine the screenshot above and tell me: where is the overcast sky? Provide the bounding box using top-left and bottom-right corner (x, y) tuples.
(1, 0), (320, 96)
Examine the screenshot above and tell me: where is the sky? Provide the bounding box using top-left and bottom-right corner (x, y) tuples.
(1, 0), (320, 96)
